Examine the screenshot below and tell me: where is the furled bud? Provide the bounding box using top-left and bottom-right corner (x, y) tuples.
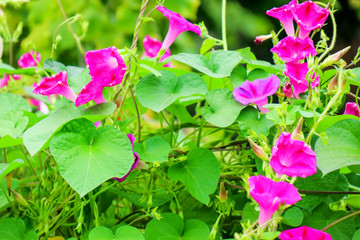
(12, 190), (29, 208)
(248, 138), (268, 161)
(218, 182), (228, 203)
(254, 34), (272, 45)
(283, 82), (294, 98)
(320, 46), (351, 68)
(291, 117), (305, 141)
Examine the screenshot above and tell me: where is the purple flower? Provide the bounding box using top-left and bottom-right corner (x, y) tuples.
(249, 175), (301, 227)
(266, 0), (298, 36)
(344, 102), (360, 117)
(157, 6), (201, 51)
(18, 50), (41, 68)
(233, 75), (280, 113)
(271, 36), (317, 62)
(270, 132), (317, 178)
(114, 134), (139, 183)
(33, 71), (77, 102)
(75, 81), (105, 106)
(291, 1), (329, 39)
(142, 35), (173, 67)
(279, 226), (332, 240)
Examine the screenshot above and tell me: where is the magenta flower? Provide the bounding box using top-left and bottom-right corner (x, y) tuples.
(279, 226), (332, 240)
(29, 98), (49, 114)
(271, 36), (317, 62)
(291, 1), (329, 39)
(0, 75), (9, 88)
(284, 61), (319, 98)
(157, 6), (202, 51)
(344, 102), (360, 117)
(266, 0), (298, 36)
(249, 175), (301, 227)
(18, 50), (41, 68)
(283, 82), (294, 98)
(270, 132), (317, 178)
(233, 75), (280, 113)
(33, 71), (77, 102)
(142, 35), (173, 67)
(114, 134), (139, 183)
(75, 81), (105, 106)
(85, 46), (127, 87)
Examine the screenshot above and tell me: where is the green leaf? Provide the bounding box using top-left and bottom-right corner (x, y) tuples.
(136, 71), (207, 112)
(89, 226), (113, 240)
(203, 89), (245, 127)
(0, 136), (23, 148)
(282, 207), (304, 227)
(237, 107), (275, 136)
(133, 136), (171, 163)
(0, 111), (29, 139)
(315, 119), (360, 175)
(317, 115), (360, 133)
(230, 65), (247, 88)
(23, 103), (116, 156)
(0, 218), (39, 240)
(260, 232), (281, 240)
(166, 104), (197, 125)
(66, 66), (91, 93)
(174, 51), (243, 78)
(266, 105), (299, 125)
(348, 67), (360, 86)
(43, 58), (66, 74)
(200, 39), (216, 55)
(115, 226), (144, 240)
(0, 65), (36, 75)
(0, 93), (31, 116)
(353, 229), (360, 240)
(50, 119), (134, 197)
(246, 69), (270, 81)
(145, 213), (210, 240)
(0, 159), (24, 179)
(168, 148), (220, 205)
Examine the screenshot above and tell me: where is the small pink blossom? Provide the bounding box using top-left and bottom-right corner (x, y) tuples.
(142, 35), (173, 67)
(279, 226), (332, 240)
(18, 50), (41, 68)
(283, 82), (294, 98)
(85, 46), (127, 87)
(266, 0), (298, 36)
(291, 1), (329, 39)
(33, 71), (77, 102)
(29, 98), (49, 114)
(233, 75), (280, 113)
(254, 34), (273, 45)
(157, 6), (202, 51)
(75, 81), (105, 106)
(0, 75), (9, 88)
(344, 102), (360, 117)
(271, 36), (317, 62)
(114, 134), (139, 183)
(284, 61), (319, 98)
(249, 175), (301, 227)
(270, 132), (317, 178)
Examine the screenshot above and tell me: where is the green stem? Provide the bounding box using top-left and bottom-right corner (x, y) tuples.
(0, 183), (18, 217)
(130, 0), (150, 50)
(322, 209), (360, 231)
(317, 3), (337, 62)
(130, 87), (141, 142)
(221, 0), (228, 51)
(88, 191), (99, 227)
(20, 145), (39, 181)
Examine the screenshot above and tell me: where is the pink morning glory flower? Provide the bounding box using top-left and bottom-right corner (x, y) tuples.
(18, 50), (41, 68)
(85, 46), (127, 87)
(233, 75), (280, 113)
(114, 134), (140, 183)
(0, 75), (9, 88)
(249, 175), (301, 227)
(270, 132), (317, 178)
(271, 36), (317, 63)
(291, 1), (329, 39)
(29, 98), (49, 114)
(142, 35), (173, 67)
(279, 226), (332, 240)
(33, 71), (77, 102)
(283, 82), (294, 98)
(284, 61), (319, 98)
(344, 102), (360, 117)
(157, 5), (202, 51)
(75, 81), (105, 106)
(266, 0), (298, 36)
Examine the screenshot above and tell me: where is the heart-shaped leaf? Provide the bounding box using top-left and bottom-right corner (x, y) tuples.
(133, 136), (171, 163)
(50, 119), (134, 197)
(136, 71), (207, 112)
(237, 107), (275, 136)
(0, 218), (38, 240)
(0, 159), (24, 179)
(168, 148), (220, 205)
(203, 89), (245, 127)
(0, 111), (29, 139)
(0, 93), (31, 116)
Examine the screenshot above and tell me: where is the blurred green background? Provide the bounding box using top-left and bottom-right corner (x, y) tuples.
(2, 0), (360, 67)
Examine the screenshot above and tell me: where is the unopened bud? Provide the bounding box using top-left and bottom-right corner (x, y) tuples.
(248, 138), (267, 160)
(218, 182), (228, 203)
(283, 82), (293, 98)
(328, 71), (347, 92)
(12, 190), (29, 208)
(321, 46), (351, 68)
(254, 34), (272, 45)
(291, 117), (304, 141)
(5, 173), (11, 195)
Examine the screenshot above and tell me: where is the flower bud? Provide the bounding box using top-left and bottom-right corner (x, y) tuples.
(254, 34), (272, 44)
(5, 173), (11, 195)
(320, 46), (351, 68)
(291, 117), (305, 141)
(248, 138), (267, 161)
(12, 190), (29, 208)
(283, 82), (293, 98)
(218, 182), (228, 203)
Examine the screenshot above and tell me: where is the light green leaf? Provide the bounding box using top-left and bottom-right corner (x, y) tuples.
(168, 148), (220, 205)
(237, 107), (275, 136)
(50, 119), (134, 197)
(317, 115), (360, 133)
(43, 58), (66, 74)
(136, 71), (207, 112)
(0, 159), (24, 179)
(0, 93), (31, 116)
(66, 66), (91, 93)
(260, 232), (281, 240)
(89, 226), (113, 240)
(0, 111), (29, 139)
(0, 135), (23, 148)
(115, 225), (144, 240)
(315, 119), (360, 175)
(133, 136), (170, 163)
(200, 39), (216, 55)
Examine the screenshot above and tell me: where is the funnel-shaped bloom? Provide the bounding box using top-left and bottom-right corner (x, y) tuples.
(33, 71), (77, 102)
(18, 50), (41, 68)
(233, 75), (280, 113)
(284, 61), (319, 98)
(142, 35), (173, 67)
(114, 134), (139, 183)
(344, 102), (360, 117)
(157, 6), (201, 51)
(249, 175), (301, 227)
(75, 81), (105, 106)
(266, 0), (298, 36)
(279, 226), (332, 240)
(270, 132), (317, 178)
(291, 1), (329, 39)
(271, 36), (317, 62)
(85, 46), (127, 87)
